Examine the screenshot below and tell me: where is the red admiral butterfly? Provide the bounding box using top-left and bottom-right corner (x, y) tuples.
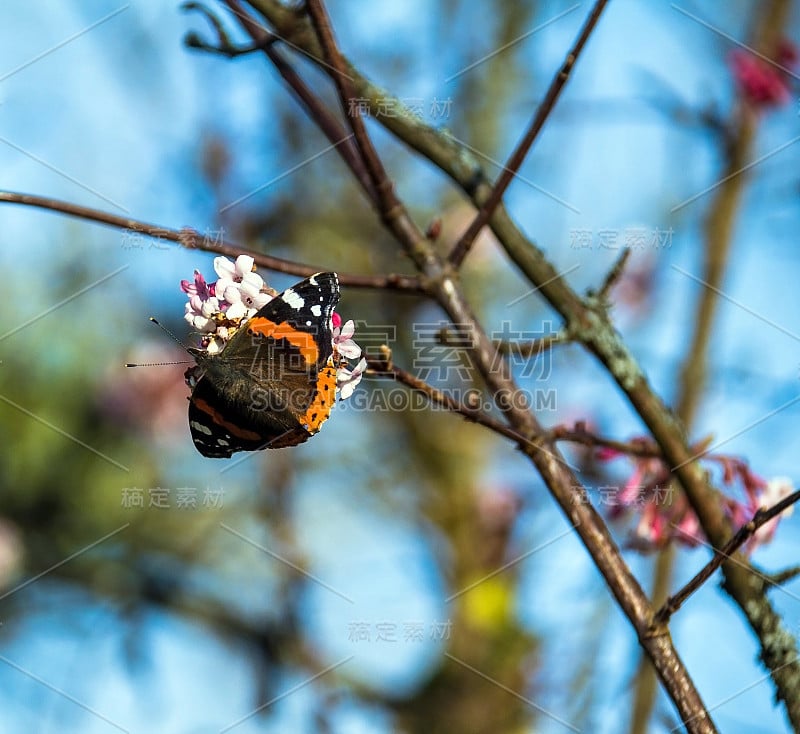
(187, 272), (340, 458)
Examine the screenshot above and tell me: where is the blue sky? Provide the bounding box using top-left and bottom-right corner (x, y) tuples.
(1, 2), (799, 732)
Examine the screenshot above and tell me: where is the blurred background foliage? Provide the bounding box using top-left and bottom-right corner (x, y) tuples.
(0, 2), (799, 732)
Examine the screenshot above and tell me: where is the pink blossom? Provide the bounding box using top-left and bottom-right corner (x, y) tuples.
(672, 508), (703, 548)
(331, 319), (365, 400)
(477, 487), (521, 533)
(596, 433), (789, 554)
(180, 269), (210, 299)
(748, 476), (795, 551)
(730, 40), (797, 109)
(596, 446), (622, 461)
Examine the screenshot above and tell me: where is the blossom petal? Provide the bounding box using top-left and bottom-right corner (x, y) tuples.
(759, 476), (795, 514)
(339, 381), (357, 400)
(215, 277), (235, 299)
(337, 341), (362, 360)
(205, 336), (225, 354)
(234, 255), (255, 276)
(240, 271), (264, 291)
(252, 292), (272, 310)
(226, 302), (248, 321)
(200, 298), (222, 320)
(214, 256), (236, 280)
(337, 357), (367, 399)
(223, 285), (242, 304)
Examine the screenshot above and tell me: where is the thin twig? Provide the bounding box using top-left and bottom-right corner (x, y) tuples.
(186, 34), (271, 56)
(495, 333), (569, 357)
(549, 424), (663, 459)
(448, 0), (610, 268)
(305, 0), (398, 220)
(0, 190), (421, 291)
(184, 1), (275, 56)
(654, 488), (800, 626)
(437, 324), (569, 357)
(549, 424), (717, 462)
(765, 566), (800, 588)
(596, 247), (631, 301)
(365, 355), (530, 445)
(222, 0), (377, 200)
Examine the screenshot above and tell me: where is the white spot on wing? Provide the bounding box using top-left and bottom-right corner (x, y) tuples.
(191, 421), (213, 436)
(283, 288), (305, 309)
(309, 274), (318, 285)
(311, 304), (322, 317)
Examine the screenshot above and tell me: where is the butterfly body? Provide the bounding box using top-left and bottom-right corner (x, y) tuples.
(187, 272), (340, 458)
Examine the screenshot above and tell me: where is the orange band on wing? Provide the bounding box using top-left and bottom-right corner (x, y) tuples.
(299, 364), (337, 433)
(193, 397), (263, 441)
(248, 318), (320, 365)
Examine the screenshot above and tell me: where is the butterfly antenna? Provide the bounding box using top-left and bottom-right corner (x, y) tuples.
(124, 317), (194, 368)
(149, 317), (187, 347)
(125, 360), (192, 367)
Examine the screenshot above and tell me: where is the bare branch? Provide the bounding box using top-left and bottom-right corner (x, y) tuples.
(448, 0), (610, 268)
(365, 353), (528, 445)
(765, 566), (800, 588)
(549, 424), (663, 459)
(596, 248), (632, 301)
(0, 190), (421, 291)
(223, 0), (377, 200)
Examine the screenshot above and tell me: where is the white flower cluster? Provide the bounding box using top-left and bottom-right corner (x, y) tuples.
(182, 255), (366, 397)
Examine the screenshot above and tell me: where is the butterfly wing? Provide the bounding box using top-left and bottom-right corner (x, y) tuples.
(243, 271), (339, 370)
(188, 272), (340, 457)
(188, 378), (278, 457)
